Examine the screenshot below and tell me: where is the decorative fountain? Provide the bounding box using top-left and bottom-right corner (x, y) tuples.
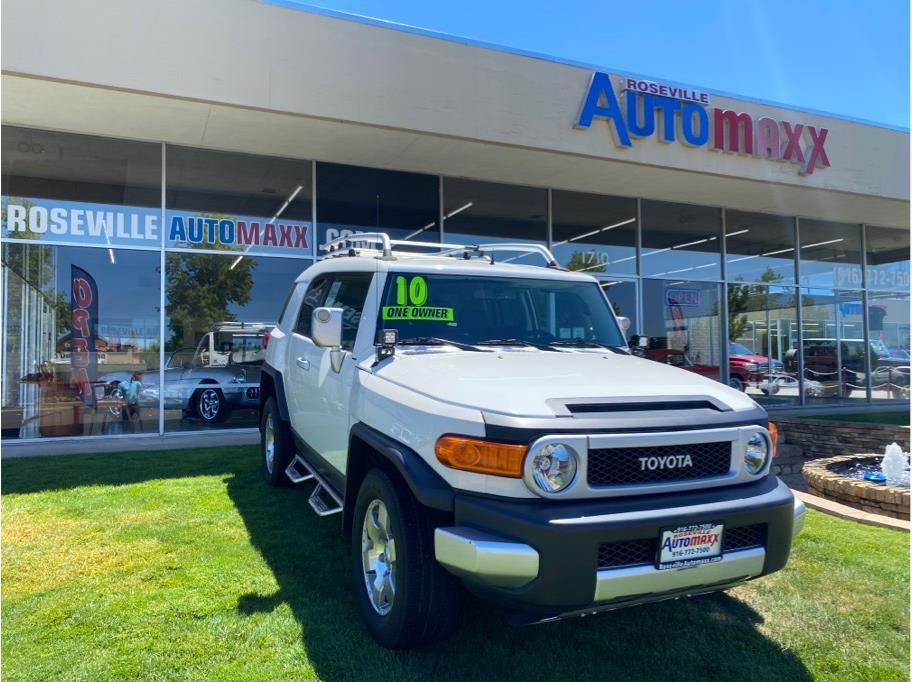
(802, 443), (911, 520)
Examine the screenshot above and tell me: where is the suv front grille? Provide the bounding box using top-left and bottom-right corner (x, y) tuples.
(587, 441), (731, 486)
(597, 524), (767, 569)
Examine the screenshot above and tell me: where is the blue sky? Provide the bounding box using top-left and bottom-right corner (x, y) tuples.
(274, 0), (909, 128)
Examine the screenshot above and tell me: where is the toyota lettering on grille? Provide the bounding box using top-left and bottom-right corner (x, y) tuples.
(638, 454), (693, 471)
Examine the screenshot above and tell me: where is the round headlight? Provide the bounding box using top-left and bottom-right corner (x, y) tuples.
(744, 433), (769, 475)
(528, 443), (578, 494)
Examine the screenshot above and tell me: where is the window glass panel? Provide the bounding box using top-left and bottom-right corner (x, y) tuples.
(641, 201), (721, 280)
(164, 253), (311, 432)
(798, 219), (862, 288)
(316, 163), (438, 252)
(798, 289), (868, 403)
(868, 290), (910, 401)
(640, 280), (723, 382)
(1, 243), (161, 439)
(865, 225), (910, 292)
(727, 284), (799, 406)
(323, 273), (373, 350)
(443, 178), (547, 265)
(599, 279), (638, 341)
(551, 191), (637, 275)
(725, 211), (796, 284)
(166, 146), (312, 257)
(1, 126), (161, 248)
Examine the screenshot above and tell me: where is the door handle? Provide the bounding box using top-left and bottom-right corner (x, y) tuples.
(296, 357), (310, 370)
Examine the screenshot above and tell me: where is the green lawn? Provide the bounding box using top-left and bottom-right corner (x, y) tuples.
(2, 446), (909, 681)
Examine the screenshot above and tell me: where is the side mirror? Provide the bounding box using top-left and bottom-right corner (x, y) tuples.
(312, 307), (343, 349)
(618, 316), (631, 333)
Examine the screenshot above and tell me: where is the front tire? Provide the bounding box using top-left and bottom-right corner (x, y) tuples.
(260, 397), (294, 486)
(352, 469), (460, 648)
(728, 376), (745, 392)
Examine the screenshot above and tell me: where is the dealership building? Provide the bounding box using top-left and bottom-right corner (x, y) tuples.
(1, 0), (909, 447)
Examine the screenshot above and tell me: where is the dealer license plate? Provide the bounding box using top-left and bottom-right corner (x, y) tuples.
(657, 522), (724, 570)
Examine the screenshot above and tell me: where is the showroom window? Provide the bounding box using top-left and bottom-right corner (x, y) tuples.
(600, 279), (639, 339)
(166, 146), (313, 258)
(1, 243), (161, 439)
(164, 252), (309, 432)
(867, 290), (910, 401)
(2, 126), (162, 249)
(551, 191), (637, 275)
(865, 225), (910, 292)
(798, 219), (863, 289)
(164, 146), (314, 432)
(1, 127), (162, 441)
(640, 279), (723, 383)
(725, 211), (797, 285)
(799, 289), (868, 404)
(442, 178), (547, 264)
(316, 163), (439, 251)
(641, 201), (722, 280)
(726, 284), (799, 405)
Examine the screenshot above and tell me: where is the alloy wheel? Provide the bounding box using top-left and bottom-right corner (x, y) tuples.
(361, 499), (397, 616)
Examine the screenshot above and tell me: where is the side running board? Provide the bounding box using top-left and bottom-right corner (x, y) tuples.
(285, 454), (343, 516)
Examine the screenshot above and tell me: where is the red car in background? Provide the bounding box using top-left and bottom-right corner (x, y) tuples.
(640, 341), (785, 391)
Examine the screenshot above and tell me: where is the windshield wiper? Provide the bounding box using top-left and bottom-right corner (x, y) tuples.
(548, 338), (630, 354)
(475, 338), (558, 351)
(548, 338), (609, 349)
(397, 337), (489, 352)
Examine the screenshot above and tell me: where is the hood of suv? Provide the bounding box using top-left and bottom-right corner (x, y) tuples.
(368, 350), (758, 417)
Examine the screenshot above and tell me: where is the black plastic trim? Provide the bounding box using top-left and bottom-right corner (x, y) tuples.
(260, 363), (290, 422)
(348, 422), (454, 513)
(451, 475), (794, 614)
(484, 415), (769, 445)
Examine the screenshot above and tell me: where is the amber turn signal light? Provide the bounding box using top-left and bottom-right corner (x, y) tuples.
(768, 422), (778, 458)
(435, 436), (527, 478)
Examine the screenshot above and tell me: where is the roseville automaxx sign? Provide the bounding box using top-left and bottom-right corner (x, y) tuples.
(575, 72), (830, 175)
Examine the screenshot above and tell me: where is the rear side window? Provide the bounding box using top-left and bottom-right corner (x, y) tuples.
(278, 285), (296, 327)
(295, 277), (331, 337)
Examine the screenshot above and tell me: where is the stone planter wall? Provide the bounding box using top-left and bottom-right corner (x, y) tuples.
(803, 455), (911, 520)
(770, 417), (910, 477)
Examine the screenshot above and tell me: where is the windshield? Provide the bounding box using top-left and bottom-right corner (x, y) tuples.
(378, 273), (625, 347)
(729, 342), (755, 356)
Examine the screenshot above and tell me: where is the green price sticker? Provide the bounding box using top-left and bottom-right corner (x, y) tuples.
(382, 306), (455, 321)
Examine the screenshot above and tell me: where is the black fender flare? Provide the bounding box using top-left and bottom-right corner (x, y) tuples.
(345, 423), (454, 533)
(259, 363), (290, 422)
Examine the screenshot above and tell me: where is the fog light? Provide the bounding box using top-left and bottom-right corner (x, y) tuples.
(527, 443), (578, 494)
(744, 433), (770, 475)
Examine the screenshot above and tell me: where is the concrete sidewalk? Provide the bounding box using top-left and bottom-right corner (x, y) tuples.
(1, 430), (260, 459)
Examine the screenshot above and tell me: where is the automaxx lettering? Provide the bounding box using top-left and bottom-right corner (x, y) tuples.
(576, 71), (830, 175)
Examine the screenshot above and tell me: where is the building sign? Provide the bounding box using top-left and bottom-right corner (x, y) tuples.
(1, 197), (312, 257)
(576, 72), (830, 175)
(665, 287), (701, 307)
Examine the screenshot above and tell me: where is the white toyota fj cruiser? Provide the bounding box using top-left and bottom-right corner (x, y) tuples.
(259, 233), (805, 648)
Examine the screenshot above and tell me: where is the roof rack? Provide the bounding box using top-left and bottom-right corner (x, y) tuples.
(320, 232), (561, 268)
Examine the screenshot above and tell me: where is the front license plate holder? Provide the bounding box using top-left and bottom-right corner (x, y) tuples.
(657, 522), (724, 570)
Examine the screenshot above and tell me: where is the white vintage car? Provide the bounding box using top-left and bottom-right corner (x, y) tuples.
(99, 322), (272, 423)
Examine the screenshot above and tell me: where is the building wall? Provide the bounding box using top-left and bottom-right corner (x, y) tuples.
(1, 0), (909, 228)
